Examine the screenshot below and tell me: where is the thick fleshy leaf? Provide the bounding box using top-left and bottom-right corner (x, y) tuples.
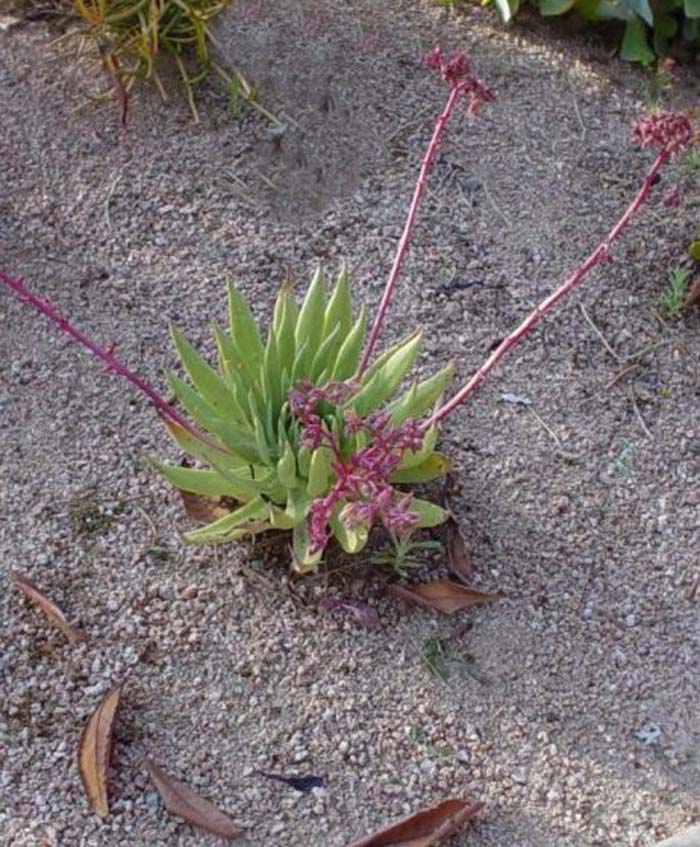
(307, 446), (333, 497)
(146, 760), (241, 839)
(621, 16), (654, 64)
(78, 685), (122, 817)
(331, 306), (367, 380)
(539, 0), (575, 14)
(166, 372), (262, 465)
(294, 267), (326, 373)
(410, 498), (448, 528)
(292, 519), (324, 572)
(351, 332), (422, 418)
(397, 427), (439, 470)
(387, 363), (455, 425)
(347, 797), (482, 847)
(183, 496), (270, 544)
(323, 266), (352, 347)
(151, 462), (253, 499)
(262, 328), (282, 414)
(492, 0), (519, 21)
(272, 282), (298, 369)
(329, 507), (369, 554)
(171, 327), (241, 421)
(685, 0), (700, 18)
(276, 434), (298, 489)
(389, 579), (499, 615)
(12, 573), (86, 644)
(389, 453), (450, 484)
(310, 321), (342, 381)
(227, 281), (264, 378)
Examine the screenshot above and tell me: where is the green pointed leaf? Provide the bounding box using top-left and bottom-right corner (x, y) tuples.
(272, 282), (297, 369)
(540, 0), (575, 14)
(493, 0), (519, 21)
(183, 496), (270, 543)
(329, 506), (369, 554)
(396, 427), (439, 470)
(388, 362), (455, 425)
(294, 267), (326, 374)
(350, 332), (422, 418)
(653, 12), (677, 53)
(621, 16), (654, 64)
(310, 321), (342, 381)
(307, 446), (333, 497)
(686, 0), (700, 17)
(262, 328), (282, 414)
(323, 266), (352, 353)
(291, 336), (311, 383)
(227, 281), (265, 378)
(389, 452), (451, 484)
(171, 327), (242, 421)
(410, 498), (449, 528)
(630, 0), (653, 25)
(292, 517), (324, 572)
(330, 305), (367, 381)
(277, 434), (297, 489)
(151, 462), (255, 499)
(683, 16), (700, 38)
(166, 372), (263, 464)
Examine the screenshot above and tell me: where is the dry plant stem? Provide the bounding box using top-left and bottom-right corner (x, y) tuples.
(359, 83), (463, 374)
(0, 271), (218, 448)
(425, 149), (669, 429)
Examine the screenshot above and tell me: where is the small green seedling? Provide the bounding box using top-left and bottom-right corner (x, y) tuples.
(660, 266), (691, 317)
(420, 636), (450, 681)
(371, 535), (444, 578)
(409, 726), (454, 759)
(614, 439), (636, 480)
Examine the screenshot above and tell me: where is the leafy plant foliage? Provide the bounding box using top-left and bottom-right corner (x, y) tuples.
(154, 269), (453, 571)
(487, 0), (700, 65)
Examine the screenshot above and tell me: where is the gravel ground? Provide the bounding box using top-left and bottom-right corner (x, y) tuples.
(1, 1), (700, 845)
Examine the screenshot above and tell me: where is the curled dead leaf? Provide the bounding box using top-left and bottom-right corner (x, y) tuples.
(445, 521), (473, 584)
(178, 490), (232, 525)
(319, 595), (382, 629)
(146, 759), (241, 839)
(347, 797), (483, 847)
(12, 572), (86, 644)
(78, 685), (122, 817)
(388, 578), (499, 615)
(685, 276), (700, 309)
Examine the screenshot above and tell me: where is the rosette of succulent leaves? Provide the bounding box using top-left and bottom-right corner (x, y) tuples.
(153, 267), (452, 571)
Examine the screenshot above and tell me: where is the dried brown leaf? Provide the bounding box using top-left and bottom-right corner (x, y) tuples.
(388, 579), (499, 615)
(78, 685), (122, 817)
(685, 276), (700, 308)
(347, 797), (483, 847)
(146, 759), (241, 839)
(12, 572), (86, 644)
(445, 521), (473, 584)
(178, 490), (231, 525)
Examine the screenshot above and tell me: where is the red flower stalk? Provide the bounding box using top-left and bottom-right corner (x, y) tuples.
(424, 111), (697, 428)
(0, 270), (221, 449)
(358, 47), (493, 374)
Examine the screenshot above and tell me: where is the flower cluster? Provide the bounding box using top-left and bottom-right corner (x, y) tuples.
(632, 111), (695, 156)
(423, 46), (494, 115)
(290, 382), (423, 555)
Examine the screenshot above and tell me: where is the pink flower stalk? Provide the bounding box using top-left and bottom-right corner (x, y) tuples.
(358, 47), (493, 374)
(423, 111), (697, 428)
(0, 270), (221, 450)
(290, 382), (423, 554)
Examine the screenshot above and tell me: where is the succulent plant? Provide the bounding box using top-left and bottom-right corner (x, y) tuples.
(153, 267), (453, 570)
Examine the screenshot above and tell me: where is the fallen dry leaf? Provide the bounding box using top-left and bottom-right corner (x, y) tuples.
(146, 759), (241, 839)
(12, 572), (86, 644)
(319, 595), (382, 629)
(256, 770), (324, 793)
(347, 797), (483, 847)
(445, 521), (473, 584)
(78, 685), (122, 817)
(388, 579), (499, 615)
(685, 276), (700, 308)
(178, 489), (232, 525)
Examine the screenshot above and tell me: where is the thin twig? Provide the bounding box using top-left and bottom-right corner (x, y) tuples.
(579, 303), (623, 361)
(628, 386), (652, 439)
(481, 179), (511, 229)
(104, 163), (128, 232)
(528, 407), (577, 461)
(605, 362), (640, 390)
